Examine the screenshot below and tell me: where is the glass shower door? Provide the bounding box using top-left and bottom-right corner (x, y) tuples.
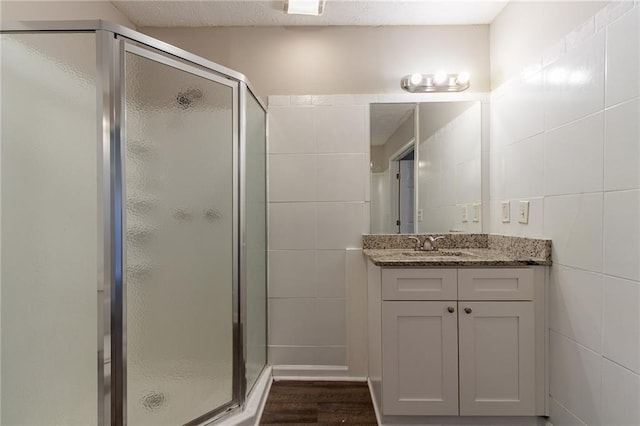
(243, 87), (267, 393)
(123, 44), (236, 425)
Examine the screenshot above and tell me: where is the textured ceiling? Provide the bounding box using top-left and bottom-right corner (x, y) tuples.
(112, 0), (509, 27)
(371, 103), (415, 147)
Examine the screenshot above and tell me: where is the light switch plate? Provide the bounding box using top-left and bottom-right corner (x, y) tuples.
(501, 201), (510, 223)
(472, 203), (480, 223)
(461, 205), (468, 223)
(518, 201), (530, 224)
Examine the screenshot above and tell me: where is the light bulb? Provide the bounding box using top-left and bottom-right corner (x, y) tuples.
(457, 71), (470, 85)
(409, 73), (423, 85)
(433, 71), (448, 85)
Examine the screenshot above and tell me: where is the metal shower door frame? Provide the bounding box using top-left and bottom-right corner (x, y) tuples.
(0, 20), (268, 426)
(108, 34), (243, 426)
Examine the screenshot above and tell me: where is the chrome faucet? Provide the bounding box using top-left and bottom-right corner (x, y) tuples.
(407, 235), (446, 251)
(424, 236), (446, 251)
(407, 236), (421, 251)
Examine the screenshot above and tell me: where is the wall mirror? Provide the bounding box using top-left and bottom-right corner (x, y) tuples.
(370, 101), (483, 234)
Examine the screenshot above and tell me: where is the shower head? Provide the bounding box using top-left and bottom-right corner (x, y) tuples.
(175, 88), (203, 109)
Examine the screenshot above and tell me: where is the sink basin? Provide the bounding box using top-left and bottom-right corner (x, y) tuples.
(401, 250), (474, 258)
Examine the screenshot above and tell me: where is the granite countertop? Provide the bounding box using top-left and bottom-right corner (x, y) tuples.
(362, 234), (552, 267)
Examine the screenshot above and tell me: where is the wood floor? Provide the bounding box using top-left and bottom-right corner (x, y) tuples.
(260, 380), (378, 425)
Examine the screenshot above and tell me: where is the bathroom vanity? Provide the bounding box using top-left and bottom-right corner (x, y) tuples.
(363, 234), (551, 424)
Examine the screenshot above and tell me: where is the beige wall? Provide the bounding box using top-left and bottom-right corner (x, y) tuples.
(0, 1), (135, 29)
(490, 0), (609, 88)
(371, 110), (415, 173)
(140, 25), (490, 100)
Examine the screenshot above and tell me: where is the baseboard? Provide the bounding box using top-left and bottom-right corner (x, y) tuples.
(271, 364), (367, 381)
(217, 366), (273, 426)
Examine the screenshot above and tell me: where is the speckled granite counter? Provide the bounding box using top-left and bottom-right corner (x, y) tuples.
(363, 234), (551, 267)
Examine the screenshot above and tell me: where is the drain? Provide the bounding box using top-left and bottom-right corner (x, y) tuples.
(142, 391), (166, 411)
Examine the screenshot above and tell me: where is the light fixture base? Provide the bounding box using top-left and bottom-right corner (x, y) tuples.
(401, 73), (470, 93)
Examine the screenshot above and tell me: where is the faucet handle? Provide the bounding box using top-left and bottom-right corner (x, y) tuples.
(424, 235), (446, 251)
(432, 236), (446, 250)
(407, 236), (421, 250)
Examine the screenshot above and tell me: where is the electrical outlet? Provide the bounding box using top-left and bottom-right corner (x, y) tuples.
(472, 203), (480, 223)
(460, 205), (468, 223)
(501, 201), (510, 223)
(417, 209), (423, 222)
(518, 201), (530, 224)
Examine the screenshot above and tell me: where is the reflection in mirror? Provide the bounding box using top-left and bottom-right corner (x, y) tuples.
(370, 101), (482, 235)
(370, 103), (416, 234)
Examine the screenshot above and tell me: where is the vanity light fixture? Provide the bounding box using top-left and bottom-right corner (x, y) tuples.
(401, 71), (471, 93)
(284, 0), (326, 16)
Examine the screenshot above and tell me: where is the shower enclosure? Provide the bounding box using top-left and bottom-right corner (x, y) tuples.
(0, 21), (267, 426)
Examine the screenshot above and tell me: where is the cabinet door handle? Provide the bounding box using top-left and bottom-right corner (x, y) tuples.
(447, 306), (455, 313)
(464, 307), (472, 314)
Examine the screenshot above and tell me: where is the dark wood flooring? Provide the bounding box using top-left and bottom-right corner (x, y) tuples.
(260, 380), (378, 425)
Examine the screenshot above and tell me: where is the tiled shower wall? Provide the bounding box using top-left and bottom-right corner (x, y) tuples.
(266, 95), (371, 367)
(490, 3), (639, 425)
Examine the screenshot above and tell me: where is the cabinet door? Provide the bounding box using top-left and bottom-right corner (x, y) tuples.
(382, 301), (458, 415)
(458, 301), (535, 415)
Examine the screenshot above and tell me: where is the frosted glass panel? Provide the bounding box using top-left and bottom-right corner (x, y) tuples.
(125, 51), (234, 424)
(244, 90), (267, 392)
(0, 33), (98, 425)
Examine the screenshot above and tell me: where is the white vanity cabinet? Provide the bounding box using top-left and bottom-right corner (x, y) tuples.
(368, 264), (548, 420)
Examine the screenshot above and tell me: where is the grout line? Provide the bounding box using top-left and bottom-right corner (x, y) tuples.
(548, 396), (588, 426)
(549, 329), (602, 357)
(553, 262), (640, 284)
(601, 355), (640, 376)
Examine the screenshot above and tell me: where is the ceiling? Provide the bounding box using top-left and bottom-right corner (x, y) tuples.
(112, 0), (509, 27)
(370, 103), (415, 146)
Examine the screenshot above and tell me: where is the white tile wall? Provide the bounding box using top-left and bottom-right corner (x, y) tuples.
(543, 30), (605, 130)
(605, 5), (640, 107)
(316, 202), (366, 249)
(550, 266), (603, 353)
(550, 331), (602, 426)
(316, 154), (365, 202)
(601, 358), (640, 426)
(490, 4), (640, 425)
(503, 134), (544, 199)
(603, 190), (640, 281)
(267, 99), (369, 367)
(316, 106), (367, 153)
(268, 250), (316, 298)
(602, 275), (640, 374)
(316, 250), (346, 298)
(604, 99), (640, 191)
(268, 345), (347, 366)
(543, 193), (603, 272)
(269, 106), (316, 153)
(543, 113), (604, 196)
(268, 154), (316, 202)
(269, 298), (346, 346)
(269, 202), (316, 250)
(549, 398), (586, 426)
